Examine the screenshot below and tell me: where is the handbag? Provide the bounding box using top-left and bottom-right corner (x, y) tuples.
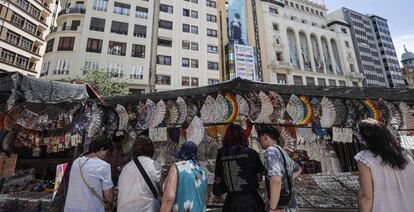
(78, 159), (113, 212)
(266, 146), (293, 209)
(133, 157), (160, 200)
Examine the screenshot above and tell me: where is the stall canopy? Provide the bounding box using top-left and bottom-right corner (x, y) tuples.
(105, 77), (414, 105)
(0, 72), (100, 110)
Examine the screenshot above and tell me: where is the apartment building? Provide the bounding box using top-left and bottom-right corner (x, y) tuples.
(401, 46), (414, 89)
(0, 0), (57, 76)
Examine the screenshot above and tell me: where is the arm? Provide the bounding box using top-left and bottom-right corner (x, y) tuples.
(160, 166), (178, 212)
(103, 189), (113, 203)
(357, 161), (373, 212)
(293, 166), (302, 179)
(269, 176), (282, 211)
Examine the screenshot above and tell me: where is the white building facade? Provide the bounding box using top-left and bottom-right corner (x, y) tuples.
(260, 0), (363, 87)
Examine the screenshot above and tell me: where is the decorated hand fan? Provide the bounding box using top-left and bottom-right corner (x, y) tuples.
(236, 94), (249, 116)
(104, 108), (119, 138)
(268, 91), (285, 123)
(73, 106), (91, 133)
(116, 104), (129, 132)
(201, 95), (217, 124)
(361, 99), (381, 121)
(385, 101), (402, 128)
(143, 99), (157, 130)
(216, 95), (229, 123)
(299, 96), (313, 125)
(165, 100), (179, 125)
(245, 92), (261, 121)
(286, 94), (305, 125)
(87, 104), (104, 138)
(187, 102), (199, 124)
(176, 97), (188, 124)
(186, 116), (204, 146)
(333, 99), (347, 126)
(400, 102), (414, 130)
(279, 127), (296, 149)
(224, 93), (238, 123)
(320, 97), (336, 128)
(136, 101), (151, 130)
(344, 100), (356, 127)
(255, 91), (273, 123)
(376, 99), (391, 126)
(207, 125), (228, 140)
(296, 127), (317, 143)
(311, 97), (329, 138)
(150, 100), (166, 127)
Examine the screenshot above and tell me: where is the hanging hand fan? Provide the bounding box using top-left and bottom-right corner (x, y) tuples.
(87, 104), (104, 138)
(236, 94), (249, 116)
(279, 127), (296, 149)
(187, 102), (199, 123)
(245, 92), (261, 121)
(140, 99), (157, 130)
(73, 106), (91, 133)
(136, 101), (150, 130)
(299, 96), (313, 125)
(376, 99), (392, 126)
(150, 100), (166, 127)
(385, 101), (402, 128)
(400, 102), (414, 130)
(216, 95), (229, 123)
(176, 97), (188, 125)
(201, 95), (217, 124)
(224, 93), (238, 123)
(286, 94), (305, 125)
(186, 116), (204, 146)
(320, 97), (336, 128)
(165, 100), (179, 125)
(332, 99), (346, 126)
(116, 104), (129, 135)
(344, 100), (356, 127)
(362, 99), (381, 121)
(255, 91), (273, 123)
(4, 106), (23, 131)
(268, 91), (285, 123)
(104, 108), (119, 138)
(296, 127), (317, 144)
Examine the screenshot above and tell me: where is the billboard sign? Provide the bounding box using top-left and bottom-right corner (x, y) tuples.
(228, 0), (248, 45)
(234, 44), (256, 80)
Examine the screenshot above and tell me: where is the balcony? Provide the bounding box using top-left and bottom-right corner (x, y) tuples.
(269, 60), (293, 71)
(58, 7), (86, 17)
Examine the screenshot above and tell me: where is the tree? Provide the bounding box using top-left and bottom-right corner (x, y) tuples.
(62, 70), (129, 97)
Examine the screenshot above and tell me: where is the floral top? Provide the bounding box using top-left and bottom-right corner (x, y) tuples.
(173, 160), (208, 212)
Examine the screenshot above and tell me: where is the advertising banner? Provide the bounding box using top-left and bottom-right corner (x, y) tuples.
(228, 0), (248, 45)
(234, 44), (256, 80)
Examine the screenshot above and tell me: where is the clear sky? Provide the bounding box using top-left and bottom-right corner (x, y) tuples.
(323, 0), (414, 63)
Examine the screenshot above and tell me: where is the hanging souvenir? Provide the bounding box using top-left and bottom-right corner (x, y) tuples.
(116, 104), (129, 134)
(136, 101), (152, 130)
(104, 108), (119, 138)
(149, 100), (166, 128)
(201, 95), (217, 124)
(400, 102), (414, 130)
(279, 127), (296, 149)
(4, 106), (23, 131)
(216, 95), (229, 123)
(206, 125), (228, 140)
(176, 97), (188, 125)
(286, 94), (305, 125)
(296, 127), (317, 144)
(245, 92), (261, 121)
(87, 104), (104, 139)
(70, 134), (77, 147)
(311, 97), (329, 138)
(361, 99), (381, 121)
(385, 101), (402, 128)
(16, 109), (39, 129)
(332, 99), (347, 126)
(149, 127), (168, 142)
(224, 93), (238, 123)
(73, 106), (91, 133)
(268, 91), (285, 123)
(186, 101), (199, 123)
(344, 100), (356, 127)
(165, 100), (179, 125)
(255, 91), (273, 123)
(186, 116), (204, 146)
(299, 96), (313, 125)
(332, 127), (353, 143)
(65, 134), (71, 149)
(376, 99), (392, 126)
(320, 97), (336, 128)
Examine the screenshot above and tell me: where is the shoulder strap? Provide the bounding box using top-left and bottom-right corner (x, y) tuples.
(78, 159), (106, 206)
(275, 146), (293, 193)
(133, 157), (159, 199)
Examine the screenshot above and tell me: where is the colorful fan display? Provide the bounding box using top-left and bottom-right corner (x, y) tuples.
(286, 94), (305, 125)
(116, 104), (129, 132)
(176, 97), (187, 125)
(201, 95), (217, 124)
(279, 127), (296, 149)
(400, 102), (414, 130)
(136, 101), (151, 130)
(268, 91), (285, 123)
(296, 127), (317, 143)
(186, 116), (204, 146)
(385, 101), (402, 128)
(187, 102), (199, 123)
(299, 96), (313, 125)
(236, 94), (250, 116)
(165, 100), (179, 125)
(150, 100), (166, 127)
(320, 97), (336, 128)
(224, 93), (238, 123)
(361, 99), (381, 121)
(255, 91), (273, 123)
(216, 95), (229, 123)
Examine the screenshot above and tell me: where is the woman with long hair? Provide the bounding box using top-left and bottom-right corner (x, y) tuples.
(212, 124), (265, 212)
(355, 118), (414, 212)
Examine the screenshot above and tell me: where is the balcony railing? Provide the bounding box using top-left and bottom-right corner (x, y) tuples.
(58, 7), (86, 17)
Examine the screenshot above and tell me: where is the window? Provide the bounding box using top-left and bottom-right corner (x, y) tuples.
(293, 75), (303, 85)
(273, 23), (279, 31)
(276, 74), (287, 84)
(207, 14), (217, 22)
(106, 63), (124, 78)
(93, 0), (108, 11)
(24, 21), (36, 34)
(182, 41), (190, 49)
(84, 61), (99, 72)
(276, 52), (283, 61)
(207, 29), (217, 37)
(339, 80), (346, 86)
(191, 78), (199, 86)
(54, 59), (70, 75)
(132, 44), (145, 58)
(158, 38), (172, 47)
(269, 7), (278, 14)
(71, 20), (81, 30)
(46, 39), (54, 52)
(206, 0), (216, 8)
(182, 58), (190, 67)
(345, 41), (350, 48)
(182, 77), (190, 86)
(108, 41), (126, 56)
(306, 77), (315, 85)
(134, 25), (147, 38)
(157, 55), (171, 65)
(184, 0), (198, 3)
(58, 37), (75, 51)
(111, 21), (128, 35)
(183, 9), (190, 17)
(208, 79), (219, 85)
(208, 61), (219, 70)
(113, 2), (130, 16)
(156, 75), (171, 85)
(191, 26), (198, 34)
(16, 55), (28, 68)
(341, 28), (347, 34)
(130, 65), (144, 79)
(328, 79), (336, 86)
(317, 78), (326, 86)
(136, 6), (148, 19)
(11, 13), (25, 27)
(159, 20), (173, 30)
(191, 59), (199, 68)
(160, 4), (173, 13)
(90, 17), (105, 32)
(40, 61), (50, 77)
(6, 30), (20, 46)
(183, 24), (190, 32)
(208, 45), (218, 54)
(86, 38), (103, 53)
(191, 11), (198, 19)
(191, 42), (199, 51)
(0, 49), (16, 64)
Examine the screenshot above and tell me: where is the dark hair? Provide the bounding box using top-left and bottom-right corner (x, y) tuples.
(358, 118), (408, 170)
(255, 124), (284, 147)
(222, 124), (249, 155)
(130, 136), (155, 159)
(88, 137), (113, 153)
(176, 141), (198, 164)
(235, 13), (241, 19)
